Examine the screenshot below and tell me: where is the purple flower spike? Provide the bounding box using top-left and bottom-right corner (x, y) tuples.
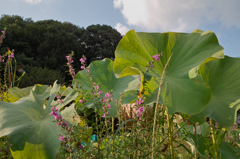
(139, 107), (144, 113)
(54, 115), (59, 120)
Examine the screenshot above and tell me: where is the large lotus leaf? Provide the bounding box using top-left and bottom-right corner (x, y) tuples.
(73, 58), (140, 117)
(0, 82), (64, 159)
(113, 30), (224, 115)
(190, 56), (240, 128)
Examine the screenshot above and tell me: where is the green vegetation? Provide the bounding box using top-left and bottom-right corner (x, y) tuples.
(0, 19), (239, 159)
(0, 15), (122, 87)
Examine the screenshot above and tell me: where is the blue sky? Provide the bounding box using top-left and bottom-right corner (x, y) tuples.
(0, 0), (240, 57)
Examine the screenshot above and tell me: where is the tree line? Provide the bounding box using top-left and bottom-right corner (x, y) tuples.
(0, 15), (122, 87)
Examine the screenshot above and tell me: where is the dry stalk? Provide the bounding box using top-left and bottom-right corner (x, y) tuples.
(152, 52), (173, 159)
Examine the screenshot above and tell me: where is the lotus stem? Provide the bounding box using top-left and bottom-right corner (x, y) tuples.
(166, 111), (174, 159)
(12, 58), (17, 87)
(112, 117), (114, 133)
(193, 124), (198, 159)
(210, 118), (219, 159)
(152, 52), (173, 159)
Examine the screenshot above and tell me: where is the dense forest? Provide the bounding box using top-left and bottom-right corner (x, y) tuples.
(0, 15), (122, 87)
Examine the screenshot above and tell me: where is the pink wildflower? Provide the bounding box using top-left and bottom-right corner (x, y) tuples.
(54, 115), (59, 120)
(107, 104), (111, 109)
(98, 91), (102, 94)
(79, 99), (83, 103)
(105, 93), (110, 98)
(102, 114), (106, 118)
(59, 99), (63, 104)
(81, 66), (85, 70)
(152, 54), (160, 61)
(102, 98), (106, 102)
(136, 98), (144, 105)
(80, 58), (85, 63)
(56, 94), (61, 99)
(66, 56), (70, 60)
(59, 136), (64, 141)
(139, 107), (144, 113)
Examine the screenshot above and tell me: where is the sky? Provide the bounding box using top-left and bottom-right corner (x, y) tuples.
(0, 0), (240, 57)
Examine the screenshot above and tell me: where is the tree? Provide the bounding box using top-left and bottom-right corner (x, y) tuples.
(80, 24), (122, 64)
(0, 15), (123, 86)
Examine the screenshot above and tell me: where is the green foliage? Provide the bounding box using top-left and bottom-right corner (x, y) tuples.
(0, 15), (122, 79)
(1, 27), (239, 158)
(0, 15), (122, 88)
(190, 56), (240, 128)
(219, 142), (240, 159)
(81, 24), (122, 63)
(19, 66), (65, 88)
(0, 83), (61, 158)
(73, 58), (140, 117)
(0, 82), (79, 158)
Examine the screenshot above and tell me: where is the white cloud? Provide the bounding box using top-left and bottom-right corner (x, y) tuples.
(113, 0), (240, 32)
(25, 0), (42, 4)
(115, 23), (130, 35)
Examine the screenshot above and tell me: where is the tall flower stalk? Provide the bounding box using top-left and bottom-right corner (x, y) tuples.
(151, 52), (173, 159)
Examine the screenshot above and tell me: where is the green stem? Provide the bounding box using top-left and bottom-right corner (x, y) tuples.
(142, 122), (187, 158)
(210, 118), (219, 159)
(193, 124), (198, 159)
(167, 111), (174, 159)
(112, 117), (114, 133)
(12, 58), (17, 87)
